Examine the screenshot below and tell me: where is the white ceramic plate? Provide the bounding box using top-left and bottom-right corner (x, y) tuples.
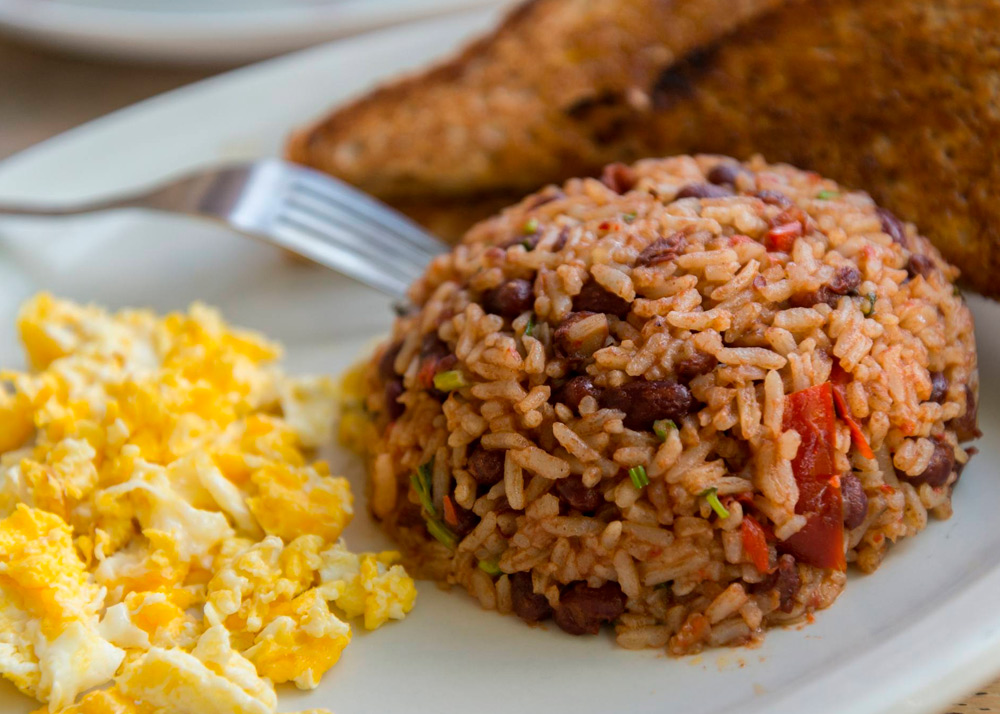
(0, 11), (997, 714)
(0, 0), (513, 64)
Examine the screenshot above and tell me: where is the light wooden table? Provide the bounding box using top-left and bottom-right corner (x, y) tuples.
(0, 32), (997, 714)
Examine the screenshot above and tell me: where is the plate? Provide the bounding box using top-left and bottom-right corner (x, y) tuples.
(0, 10), (997, 714)
(0, 0), (513, 64)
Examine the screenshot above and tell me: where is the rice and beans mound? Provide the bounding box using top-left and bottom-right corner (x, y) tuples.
(356, 155), (979, 653)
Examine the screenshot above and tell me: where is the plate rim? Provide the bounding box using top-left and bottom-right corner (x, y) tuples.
(0, 12), (996, 714)
(0, 0), (509, 62)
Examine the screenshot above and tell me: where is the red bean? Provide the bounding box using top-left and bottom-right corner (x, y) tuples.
(950, 386), (981, 442)
(789, 289), (832, 308)
(877, 207), (908, 247)
(556, 477), (603, 513)
(420, 334), (449, 359)
(600, 380), (694, 430)
(707, 163), (750, 186)
(636, 233), (685, 267)
(468, 445), (505, 485)
(675, 351), (718, 382)
(829, 265), (862, 294)
(554, 581), (628, 635)
(555, 376), (602, 411)
(929, 371), (948, 403)
(841, 473), (868, 530)
(756, 190), (794, 208)
(600, 163), (637, 194)
(378, 341), (402, 381)
(790, 266), (862, 308)
(755, 554), (800, 613)
(483, 279), (534, 318)
(907, 254), (936, 279)
(572, 280), (631, 318)
(384, 379), (405, 421)
(551, 227), (570, 252)
(447, 498), (480, 537)
(675, 183), (733, 200)
(511, 572), (552, 623)
(502, 232), (541, 250)
(899, 441), (955, 487)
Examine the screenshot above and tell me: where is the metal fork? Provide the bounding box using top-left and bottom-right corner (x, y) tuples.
(0, 158), (448, 299)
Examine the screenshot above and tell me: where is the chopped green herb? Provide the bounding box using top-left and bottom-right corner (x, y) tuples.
(523, 217), (539, 235)
(411, 459), (458, 549)
(521, 238), (535, 251)
(860, 291), (877, 317)
(417, 460), (433, 483)
(953, 286), (962, 297)
(817, 190), (839, 200)
(426, 519), (457, 549)
(433, 370), (467, 392)
(622, 211), (637, 223)
(524, 315), (535, 338)
(701, 487), (730, 519)
(653, 419), (676, 442)
(478, 559), (502, 576)
(628, 465), (650, 490)
(410, 461), (436, 517)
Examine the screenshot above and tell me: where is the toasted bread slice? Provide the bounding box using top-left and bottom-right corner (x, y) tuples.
(290, 0), (1000, 296)
(633, 0), (1000, 297)
(287, 0), (785, 201)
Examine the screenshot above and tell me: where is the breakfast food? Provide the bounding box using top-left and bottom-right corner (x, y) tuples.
(353, 155), (979, 653)
(287, 0), (782, 229)
(289, 0), (1000, 298)
(0, 295), (416, 714)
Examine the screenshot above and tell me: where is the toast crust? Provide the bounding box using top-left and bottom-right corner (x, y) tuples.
(288, 0), (1000, 296)
(287, 0), (785, 199)
(635, 0), (1000, 296)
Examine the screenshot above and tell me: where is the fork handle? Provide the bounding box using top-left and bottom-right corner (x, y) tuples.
(0, 171), (222, 218)
(0, 198), (143, 217)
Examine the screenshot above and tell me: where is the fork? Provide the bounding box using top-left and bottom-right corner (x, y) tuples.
(0, 158), (449, 300)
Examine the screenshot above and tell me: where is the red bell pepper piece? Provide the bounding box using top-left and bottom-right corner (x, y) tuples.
(782, 473), (846, 571)
(831, 386), (876, 459)
(781, 383), (846, 571)
(830, 361), (850, 386)
(741, 515), (772, 574)
(830, 361), (875, 459)
(417, 359), (439, 389)
(765, 221), (802, 252)
(783, 383), (836, 478)
(442, 495), (459, 527)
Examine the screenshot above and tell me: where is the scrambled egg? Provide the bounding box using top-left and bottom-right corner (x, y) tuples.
(0, 294), (416, 714)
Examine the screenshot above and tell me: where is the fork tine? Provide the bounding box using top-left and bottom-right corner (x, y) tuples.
(276, 202), (427, 285)
(270, 214), (415, 299)
(289, 165), (442, 248)
(279, 204), (422, 285)
(285, 189), (435, 269)
(291, 176), (444, 262)
(288, 165), (449, 257)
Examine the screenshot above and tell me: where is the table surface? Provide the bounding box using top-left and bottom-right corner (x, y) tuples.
(0, 37), (213, 160)
(0, 33), (997, 714)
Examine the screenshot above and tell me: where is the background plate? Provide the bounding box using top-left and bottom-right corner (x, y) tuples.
(0, 11), (996, 714)
(0, 0), (512, 64)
